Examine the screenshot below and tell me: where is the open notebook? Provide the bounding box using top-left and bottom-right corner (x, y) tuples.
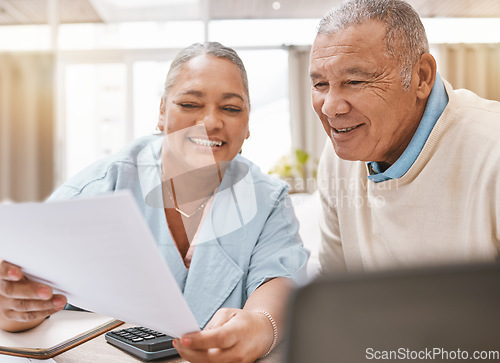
(0, 310), (122, 359)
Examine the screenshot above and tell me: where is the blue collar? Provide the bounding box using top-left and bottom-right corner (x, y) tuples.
(367, 73), (448, 183)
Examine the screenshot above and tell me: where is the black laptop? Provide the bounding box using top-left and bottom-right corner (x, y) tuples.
(285, 263), (500, 363)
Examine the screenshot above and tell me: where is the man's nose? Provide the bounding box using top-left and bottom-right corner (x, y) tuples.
(321, 89), (351, 118)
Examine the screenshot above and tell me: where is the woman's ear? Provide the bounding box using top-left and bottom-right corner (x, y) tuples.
(245, 128), (250, 140)
(415, 53), (437, 100)
(158, 98), (166, 131)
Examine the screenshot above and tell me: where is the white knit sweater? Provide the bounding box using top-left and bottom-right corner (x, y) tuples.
(318, 80), (500, 273)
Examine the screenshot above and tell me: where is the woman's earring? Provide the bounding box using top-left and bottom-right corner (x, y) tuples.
(154, 124), (163, 135)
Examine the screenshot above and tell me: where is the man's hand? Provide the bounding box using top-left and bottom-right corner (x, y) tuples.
(0, 260), (67, 332)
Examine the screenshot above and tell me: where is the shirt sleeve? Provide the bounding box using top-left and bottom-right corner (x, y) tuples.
(245, 186), (309, 297)
(46, 160), (124, 201)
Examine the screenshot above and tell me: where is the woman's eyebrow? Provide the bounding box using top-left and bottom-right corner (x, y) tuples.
(177, 90), (243, 102)
(179, 90), (204, 97)
(222, 93), (244, 102)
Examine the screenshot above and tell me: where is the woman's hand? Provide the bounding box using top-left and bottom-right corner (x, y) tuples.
(173, 308), (274, 363)
(0, 260), (67, 332)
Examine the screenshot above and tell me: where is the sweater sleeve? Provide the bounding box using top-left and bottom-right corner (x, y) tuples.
(495, 164), (500, 257)
(317, 142), (348, 274)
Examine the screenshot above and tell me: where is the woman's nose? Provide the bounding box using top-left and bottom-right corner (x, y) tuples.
(197, 108), (223, 130)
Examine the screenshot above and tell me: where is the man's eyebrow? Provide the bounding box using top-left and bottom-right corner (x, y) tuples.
(310, 72), (322, 80)
(343, 67), (377, 78)
(310, 68), (378, 80)
(222, 93), (244, 102)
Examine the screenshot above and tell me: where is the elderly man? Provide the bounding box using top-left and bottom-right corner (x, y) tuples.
(310, 0), (500, 273)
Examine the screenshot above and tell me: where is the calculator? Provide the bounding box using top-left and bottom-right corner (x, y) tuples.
(105, 326), (178, 361)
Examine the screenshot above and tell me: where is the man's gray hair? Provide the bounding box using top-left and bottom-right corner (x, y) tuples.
(163, 42), (249, 104)
(317, 0), (429, 89)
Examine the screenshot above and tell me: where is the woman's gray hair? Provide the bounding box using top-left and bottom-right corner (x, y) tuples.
(317, 0), (429, 89)
(163, 42), (250, 103)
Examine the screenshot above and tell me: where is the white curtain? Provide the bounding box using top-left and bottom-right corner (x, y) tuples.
(0, 53), (55, 202)
(434, 43), (500, 102)
(288, 45), (327, 178)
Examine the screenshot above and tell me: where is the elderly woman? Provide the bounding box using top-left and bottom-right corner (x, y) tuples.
(0, 42), (308, 362)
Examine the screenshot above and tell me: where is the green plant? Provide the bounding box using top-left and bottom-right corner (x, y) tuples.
(268, 149), (318, 192)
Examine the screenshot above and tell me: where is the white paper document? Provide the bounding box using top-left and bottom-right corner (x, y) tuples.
(0, 192), (200, 337)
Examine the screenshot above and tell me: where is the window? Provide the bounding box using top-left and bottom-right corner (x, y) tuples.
(59, 21), (204, 50)
(0, 25), (50, 51)
(64, 63), (127, 178)
(132, 60), (172, 138)
(238, 49), (290, 173)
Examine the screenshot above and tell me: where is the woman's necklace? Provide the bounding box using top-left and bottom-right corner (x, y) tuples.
(165, 179), (213, 218)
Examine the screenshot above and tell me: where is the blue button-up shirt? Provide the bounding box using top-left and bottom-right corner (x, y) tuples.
(367, 73), (449, 183)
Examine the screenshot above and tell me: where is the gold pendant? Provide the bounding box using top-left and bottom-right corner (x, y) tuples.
(175, 207), (195, 218)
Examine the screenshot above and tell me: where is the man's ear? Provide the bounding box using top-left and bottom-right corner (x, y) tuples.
(415, 53), (437, 100)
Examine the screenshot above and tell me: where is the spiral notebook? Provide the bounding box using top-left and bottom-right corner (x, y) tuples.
(0, 311), (122, 359)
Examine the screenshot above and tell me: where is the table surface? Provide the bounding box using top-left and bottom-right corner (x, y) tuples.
(52, 323), (285, 363)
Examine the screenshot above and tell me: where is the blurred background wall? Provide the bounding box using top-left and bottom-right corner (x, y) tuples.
(0, 0), (499, 202)
(0, 52), (54, 201)
(437, 43), (500, 100)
